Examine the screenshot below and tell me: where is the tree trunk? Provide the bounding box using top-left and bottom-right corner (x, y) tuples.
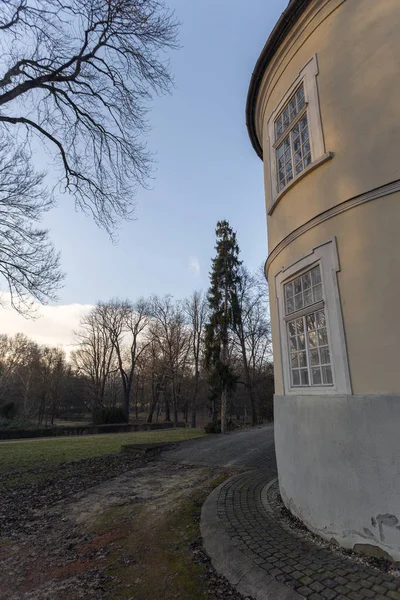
(220, 387), (227, 434)
(147, 386), (158, 423)
(191, 372), (199, 429)
(171, 379), (178, 427)
(164, 391), (171, 422)
(244, 369), (257, 426)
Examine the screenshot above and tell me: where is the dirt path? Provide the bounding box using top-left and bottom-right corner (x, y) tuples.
(0, 456), (246, 600)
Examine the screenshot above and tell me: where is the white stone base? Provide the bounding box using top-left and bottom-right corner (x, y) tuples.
(274, 394), (400, 562)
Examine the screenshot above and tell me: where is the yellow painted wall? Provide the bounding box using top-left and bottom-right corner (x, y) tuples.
(255, 0), (400, 252)
(268, 191), (400, 395)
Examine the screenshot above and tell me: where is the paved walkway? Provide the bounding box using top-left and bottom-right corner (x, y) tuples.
(163, 427), (400, 600)
(163, 424), (275, 470)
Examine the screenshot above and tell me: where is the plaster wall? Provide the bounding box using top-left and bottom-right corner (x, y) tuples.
(268, 189), (400, 396)
(251, 0), (400, 565)
(255, 0), (400, 251)
(274, 394), (400, 561)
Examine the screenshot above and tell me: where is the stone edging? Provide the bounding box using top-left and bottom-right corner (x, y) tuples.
(200, 474), (302, 600)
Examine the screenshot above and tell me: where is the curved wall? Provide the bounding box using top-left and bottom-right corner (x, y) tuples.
(251, 0), (400, 561)
(275, 393), (400, 561)
(254, 0), (400, 251)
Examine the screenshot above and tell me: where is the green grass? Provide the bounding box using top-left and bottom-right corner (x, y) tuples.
(0, 428), (206, 479)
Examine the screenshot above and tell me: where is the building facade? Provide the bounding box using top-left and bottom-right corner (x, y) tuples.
(246, 0), (400, 561)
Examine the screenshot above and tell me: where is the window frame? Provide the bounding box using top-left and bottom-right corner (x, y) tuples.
(267, 55), (333, 214)
(275, 238), (352, 396)
(284, 267), (334, 389)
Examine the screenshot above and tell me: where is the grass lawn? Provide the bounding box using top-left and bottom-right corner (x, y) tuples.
(0, 428), (206, 480)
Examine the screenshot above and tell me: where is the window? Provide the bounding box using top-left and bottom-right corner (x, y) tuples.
(275, 238), (351, 395)
(275, 84), (311, 192)
(267, 55), (332, 212)
(284, 265), (333, 388)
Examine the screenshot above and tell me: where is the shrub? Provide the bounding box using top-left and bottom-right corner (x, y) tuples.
(203, 421), (220, 434)
(93, 406), (128, 425)
(0, 402), (17, 420)
(203, 419), (237, 434)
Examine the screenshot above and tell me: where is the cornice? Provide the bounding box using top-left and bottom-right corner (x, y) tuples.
(265, 179), (400, 276)
(246, 0), (313, 160)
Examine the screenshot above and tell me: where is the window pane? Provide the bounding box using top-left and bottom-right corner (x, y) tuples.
(322, 365), (333, 384)
(291, 353), (299, 368)
(300, 115), (308, 131)
(283, 107), (289, 129)
(296, 318), (304, 334)
(308, 331), (317, 348)
(292, 370), (300, 386)
(318, 328), (328, 346)
(294, 277), (302, 294)
(288, 321), (296, 336)
(289, 98), (297, 119)
(294, 294), (303, 311)
(300, 369), (309, 385)
(310, 349), (320, 366)
(285, 282), (294, 299)
(312, 368), (322, 385)
(320, 347), (330, 365)
(303, 272), (311, 289)
(303, 288), (312, 306)
(289, 336), (297, 352)
(286, 297), (294, 314)
(299, 351), (307, 367)
(297, 85), (305, 108)
(316, 310), (326, 328)
(313, 284), (323, 302)
(311, 266), (321, 285)
(306, 313), (316, 331)
(298, 334), (305, 350)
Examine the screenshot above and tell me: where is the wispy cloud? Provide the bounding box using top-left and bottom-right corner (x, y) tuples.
(0, 294), (93, 355)
(189, 256), (200, 277)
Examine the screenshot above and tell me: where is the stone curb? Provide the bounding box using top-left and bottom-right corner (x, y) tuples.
(201, 474), (302, 600)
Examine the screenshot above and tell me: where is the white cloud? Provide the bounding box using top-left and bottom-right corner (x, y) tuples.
(189, 256), (200, 277)
(0, 294), (93, 355)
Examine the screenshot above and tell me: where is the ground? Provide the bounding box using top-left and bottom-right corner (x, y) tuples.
(0, 427), (269, 600)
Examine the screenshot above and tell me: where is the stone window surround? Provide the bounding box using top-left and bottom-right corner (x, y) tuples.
(267, 54), (332, 214)
(275, 237), (352, 396)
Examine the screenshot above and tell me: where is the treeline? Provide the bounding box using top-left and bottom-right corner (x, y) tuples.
(0, 221), (274, 428)
(0, 288), (273, 428)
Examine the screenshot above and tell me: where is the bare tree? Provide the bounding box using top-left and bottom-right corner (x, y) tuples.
(96, 298), (150, 420)
(71, 307), (116, 414)
(150, 295), (191, 426)
(184, 290), (207, 428)
(0, 0), (178, 234)
(231, 267), (271, 425)
(0, 140), (63, 312)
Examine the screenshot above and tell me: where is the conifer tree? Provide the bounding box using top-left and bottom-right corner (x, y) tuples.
(205, 220), (242, 433)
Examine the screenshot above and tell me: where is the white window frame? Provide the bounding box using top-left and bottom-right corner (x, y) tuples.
(267, 55), (332, 214)
(275, 238), (352, 396)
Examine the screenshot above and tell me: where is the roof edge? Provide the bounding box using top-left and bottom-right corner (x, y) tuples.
(246, 0), (313, 160)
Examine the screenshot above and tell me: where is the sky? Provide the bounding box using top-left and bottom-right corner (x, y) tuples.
(0, 0), (287, 348)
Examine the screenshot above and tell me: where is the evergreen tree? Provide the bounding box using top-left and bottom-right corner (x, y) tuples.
(205, 220), (242, 433)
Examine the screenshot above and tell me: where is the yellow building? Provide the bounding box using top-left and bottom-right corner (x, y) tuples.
(246, 0), (400, 561)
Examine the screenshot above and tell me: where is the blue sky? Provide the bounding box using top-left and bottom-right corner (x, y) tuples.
(42, 0), (286, 305)
(1, 0), (287, 347)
